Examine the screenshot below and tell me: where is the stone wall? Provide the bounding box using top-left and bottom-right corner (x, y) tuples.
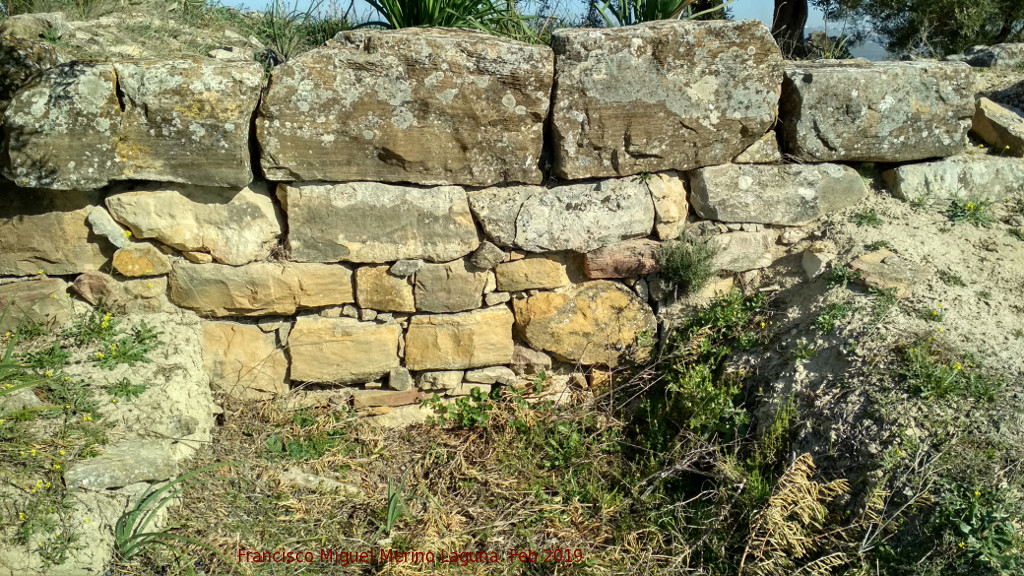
(3, 18), (1010, 411)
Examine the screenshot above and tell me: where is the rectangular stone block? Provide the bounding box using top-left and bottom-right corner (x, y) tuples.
(280, 182), (480, 264)
(689, 163), (868, 226)
(258, 28), (553, 186)
(405, 307), (514, 371)
(169, 261), (354, 317)
(882, 154), (1024, 203)
(289, 316), (401, 384)
(550, 20), (782, 179)
(3, 60), (262, 190)
(202, 321), (289, 399)
(779, 60), (974, 162)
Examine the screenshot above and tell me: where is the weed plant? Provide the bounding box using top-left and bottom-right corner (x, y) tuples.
(655, 235), (718, 296)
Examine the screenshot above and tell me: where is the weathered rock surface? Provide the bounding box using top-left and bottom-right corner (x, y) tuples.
(65, 440), (178, 490)
(388, 367), (414, 391)
(510, 344), (552, 376)
(414, 259), (488, 313)
(779, 60), (974, 162)
(947, 43), (1024, 68)
(281, 182), (479, 263)
(0, 32), (63, 117)
(203, 321), (289, 399)
(690, 164), (868, 226)
(71, 271), (172, 313)
(734, 131), (782, 164)
(882, 154), (1024, 202)
(972, 98), (1024, 156)
(418, 370), (464, 391)
(0, 278), (71, 331)
(352, 389), (425, 409)
(513, 281), (656, 366)
(465, 366), (517, 385)
(169, 262), (354, 317)
(470, 178), (654, 252)
(647, 171), (689, 240)
(289, 316), (401, 384)
(710, 230), (777, 273)
(389, 259), (423, 277)
(584, 239), (660, 279)
(258, 28), (552, 186)
(0, 188), (113, 276)
(494, 254), (575, 292)
(405, 307), (514, 371)
(3, 59), (263, 189)
(470, 241), (506, 270)
(849, 250), (928, 299)
(87, 206), (130, 249)
(550, 20), (782, 179)
(356, 266), (416, 313)
(112, 243), (171, 277)
(105, 183), (281, 266)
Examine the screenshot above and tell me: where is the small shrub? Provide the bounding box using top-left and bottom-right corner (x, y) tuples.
(828, 266), (862, 288)
(21, 343), (70, 369)
(851, 206), (885, 227)
(946, 198), (993, 227)
(938, 270), (967, 287)
(104, 378), (146, 401)
(93, 321), (160, 369)
(899, 339), (1000, 401)
(425, 386), (494, 428)
(655, 236), (718, 296)
(815, 301), (853, 333)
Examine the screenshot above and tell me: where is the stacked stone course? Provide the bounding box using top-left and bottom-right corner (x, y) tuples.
(4, 18), (1008, 411)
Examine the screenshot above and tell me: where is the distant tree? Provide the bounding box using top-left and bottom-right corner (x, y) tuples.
(821, 0), (1024, 57)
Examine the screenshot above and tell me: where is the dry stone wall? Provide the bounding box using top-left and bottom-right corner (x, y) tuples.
(5, 18), (1015, 413)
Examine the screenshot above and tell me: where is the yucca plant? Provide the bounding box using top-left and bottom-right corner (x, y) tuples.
(597, 0), (734, 27)
(360, 0), (533, 38)
(114, 461), (239, 563)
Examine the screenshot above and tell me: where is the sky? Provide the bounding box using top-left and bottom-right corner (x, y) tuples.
(236, 0), (830, 28)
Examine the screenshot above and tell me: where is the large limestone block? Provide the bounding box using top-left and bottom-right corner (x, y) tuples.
(2, 59), (262, 190)
(0, 187), (113, 276)
(550, 20), (783, 179)
(169, 262), (354, 317)
(258, 28), (553, 186)
(690, 164), (868, 226)
(105, 183), (281, 266)
(779, 60), (974, 162)
(0, 278), (71, 331)
(414, 259), (488, 313)
(972, 98), (1024, 157)
(280, 182), (480, 263)
(469, 178), (654, 252)
(355, 266), (415, 312)
(882, 154), (1024, 203)
(202, 321), (289, 399)
(513, 281), (655, 366)
(405, 307), (514, 371)
(289, 316), (401, 384)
